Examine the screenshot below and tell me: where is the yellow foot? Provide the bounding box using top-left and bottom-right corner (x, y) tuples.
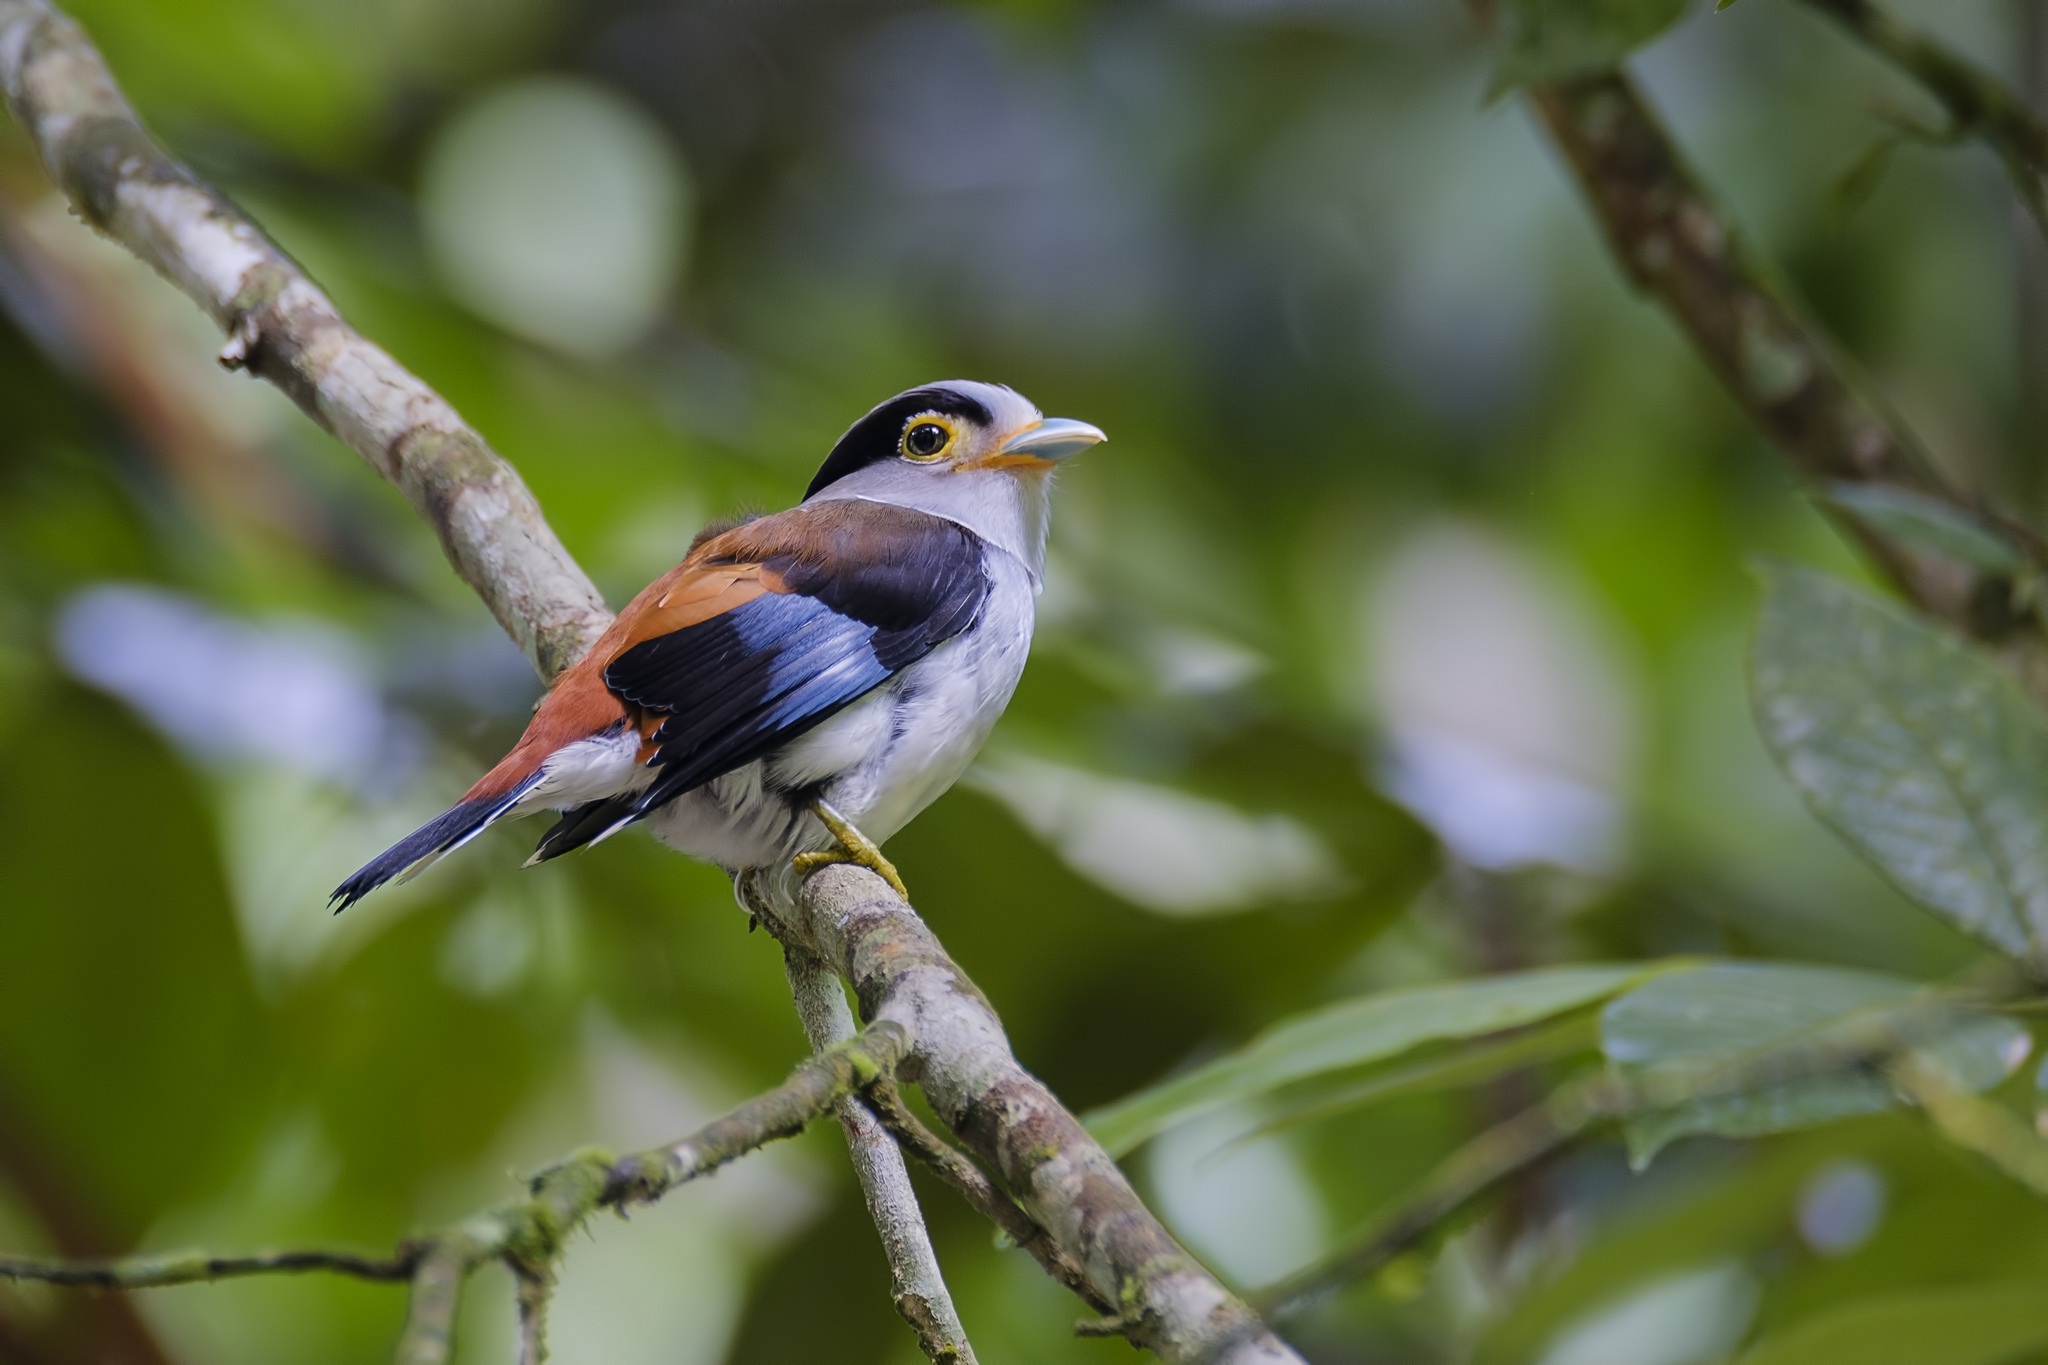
(793, 799), (910, 899)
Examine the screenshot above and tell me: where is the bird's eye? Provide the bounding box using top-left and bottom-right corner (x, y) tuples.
(903, 422), (951, 460)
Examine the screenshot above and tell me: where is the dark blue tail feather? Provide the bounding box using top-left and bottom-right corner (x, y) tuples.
(331, 779), (536, 912)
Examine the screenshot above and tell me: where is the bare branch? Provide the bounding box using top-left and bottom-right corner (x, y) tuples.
(789, 866), (1305, 1365)
(0, 1247), (418, 1290)
(0, 0), (609, 680)
(1527, 71), (2038, 640)
(785, 947), (976, 1364)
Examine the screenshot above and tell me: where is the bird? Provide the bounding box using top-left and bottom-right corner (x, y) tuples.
(331, 380), (1104, 911)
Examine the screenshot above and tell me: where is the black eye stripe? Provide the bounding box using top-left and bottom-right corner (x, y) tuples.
(806, 385), (1003, 499)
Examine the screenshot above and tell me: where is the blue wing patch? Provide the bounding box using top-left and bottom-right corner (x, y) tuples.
(529, 530), (988, 865)
(621, 591), (892, 793)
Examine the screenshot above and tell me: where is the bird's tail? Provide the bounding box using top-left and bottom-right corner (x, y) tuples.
(523, 792), (643, 867)
(330, 774), (541, 912)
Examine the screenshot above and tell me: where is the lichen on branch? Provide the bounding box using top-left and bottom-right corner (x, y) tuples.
(2, 1024), (913, 1365)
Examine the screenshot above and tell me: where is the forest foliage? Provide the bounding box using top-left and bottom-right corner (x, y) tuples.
(4, 0), (2047, 1361)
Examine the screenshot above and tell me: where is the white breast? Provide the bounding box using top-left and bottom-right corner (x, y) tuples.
(642, 549), (1038, 870)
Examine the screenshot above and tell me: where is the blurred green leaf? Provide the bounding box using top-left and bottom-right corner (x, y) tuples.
(1817, 485), (2022, 574)
(1603, 962), (2026, 1167)
(1234, 1012), (1600, 1146)
(1829, 136), (1906, 224)
(1753, 565), (2048, 968)
(1475, 1118), (2048, 1365)
(1734, 1283), (2048, 1365)
(1086, 963), (1666, 1156)
(1488, 0), (1689, 96)
(0, 686), (275, 1227)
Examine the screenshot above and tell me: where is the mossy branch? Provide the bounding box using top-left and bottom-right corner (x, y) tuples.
(1, 1024), (911, 1365)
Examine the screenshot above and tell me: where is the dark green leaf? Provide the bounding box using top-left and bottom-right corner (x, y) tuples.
(1752, 565), (2048, 967)
(1818, 485), (2022, 574)
(1086, 963), (1664, 1155)
(1603, 963), (2026, 1166)
(1489, 0), (1689, 96)
(1735, 1283), (2048, 1365)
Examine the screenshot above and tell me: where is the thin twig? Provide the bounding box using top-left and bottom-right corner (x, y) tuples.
(514, 1264), (553, 1365)
(393, 1239), (477, 1365)
(861, 1084), (1114, 1318)
(602, 1023), (912, 1207)
(0, 1247), (418, 1290)
(1797, 0), (2048, 233)
(785, 946), (976, 1365)
(0, 1024), (912, 1357)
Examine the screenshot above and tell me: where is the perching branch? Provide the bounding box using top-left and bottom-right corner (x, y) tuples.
(782, 866), (1304, 1365)
(784, 947), (976, 1364)
(1795, 0), (2048, 232)
(0, 2), (1303, 1360)
(1527, 71), (2041, 641)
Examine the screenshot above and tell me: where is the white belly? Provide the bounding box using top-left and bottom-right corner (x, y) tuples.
(642, 551), (1037, 871)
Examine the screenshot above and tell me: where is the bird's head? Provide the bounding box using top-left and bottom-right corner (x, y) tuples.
(804, 381), (1106, 500)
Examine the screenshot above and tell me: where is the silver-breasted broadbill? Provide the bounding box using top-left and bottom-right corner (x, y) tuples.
(332, 381), (1105, 909)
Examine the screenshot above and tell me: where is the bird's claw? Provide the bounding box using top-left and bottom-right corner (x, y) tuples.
(796, 800), (910, 899)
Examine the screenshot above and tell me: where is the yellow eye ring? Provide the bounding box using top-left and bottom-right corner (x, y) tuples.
(901, 415), (956, 462)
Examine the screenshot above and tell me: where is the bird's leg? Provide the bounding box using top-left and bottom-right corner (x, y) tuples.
(793, 798), (910, 899)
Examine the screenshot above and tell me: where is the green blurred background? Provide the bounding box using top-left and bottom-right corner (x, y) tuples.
(0, 0), (2035, 1361)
